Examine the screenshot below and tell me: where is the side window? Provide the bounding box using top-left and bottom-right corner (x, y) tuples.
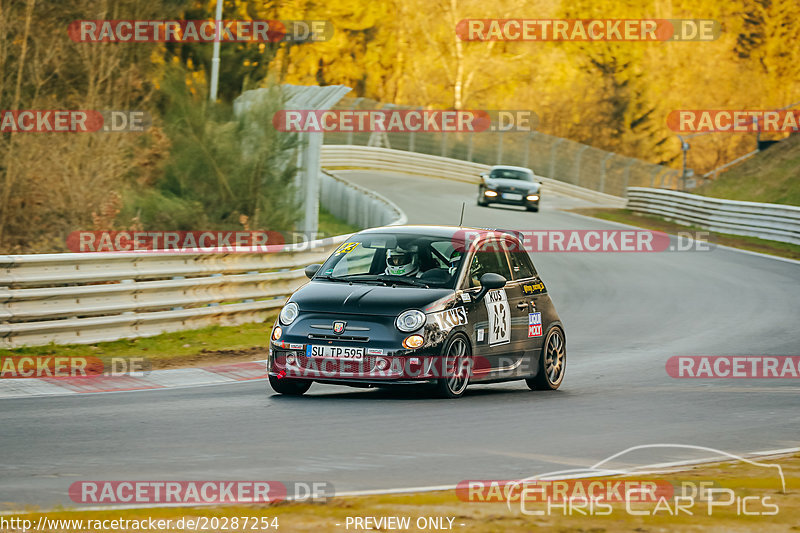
(509, 250), (536, 280)
(465, 240), (513, 288)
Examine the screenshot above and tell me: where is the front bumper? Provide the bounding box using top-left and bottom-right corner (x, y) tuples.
(268, 348), (454, 383)
(269, 309), (466, 383)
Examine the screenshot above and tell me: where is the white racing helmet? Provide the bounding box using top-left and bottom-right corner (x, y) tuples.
(385, 247), (419, 276)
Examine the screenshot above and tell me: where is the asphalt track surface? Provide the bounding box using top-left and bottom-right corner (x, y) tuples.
(2, 171), (799, 509)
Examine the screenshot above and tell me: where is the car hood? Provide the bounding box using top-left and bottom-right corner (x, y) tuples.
(292, 281), (454, 316)
(485, 178), (540, 192)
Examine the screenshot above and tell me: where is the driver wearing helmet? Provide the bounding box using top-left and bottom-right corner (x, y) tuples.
(385, 247), (420, 277)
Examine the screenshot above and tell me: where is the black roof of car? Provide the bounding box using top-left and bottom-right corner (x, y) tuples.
(356, 225), (523, 243)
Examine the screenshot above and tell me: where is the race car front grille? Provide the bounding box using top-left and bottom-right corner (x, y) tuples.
(307, 333), (370, 342)
(497, 187), (527, 194)
(295, 354), (378, 374)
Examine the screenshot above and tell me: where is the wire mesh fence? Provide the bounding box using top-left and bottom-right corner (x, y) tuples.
(323, 97), (679, 198)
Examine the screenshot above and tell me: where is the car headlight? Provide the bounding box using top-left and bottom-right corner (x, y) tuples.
(396, 309), (425, 332)
(279, 302), (299, 325)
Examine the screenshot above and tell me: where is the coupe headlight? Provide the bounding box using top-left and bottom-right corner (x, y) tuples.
(396, 309), (425, 332)
(279, 302), (299, 325)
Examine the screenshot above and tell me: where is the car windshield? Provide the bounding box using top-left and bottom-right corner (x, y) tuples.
(490, 168), (533, 181)
(315, 233), (465, 289)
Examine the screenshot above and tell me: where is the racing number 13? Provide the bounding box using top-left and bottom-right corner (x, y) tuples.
(485, 289), (510, 346)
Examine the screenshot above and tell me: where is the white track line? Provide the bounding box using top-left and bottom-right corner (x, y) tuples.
(2, 447), (796, 514)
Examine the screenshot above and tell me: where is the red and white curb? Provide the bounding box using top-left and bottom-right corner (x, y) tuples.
(0, 360), (267, 399)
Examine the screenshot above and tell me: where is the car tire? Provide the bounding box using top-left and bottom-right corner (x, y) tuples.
(269, 374), (312, 396)
(526, 326), (565, 391)
(526, 205), (539, 212)
(435, 334), (472, 399)
(477, 193), (488, 207)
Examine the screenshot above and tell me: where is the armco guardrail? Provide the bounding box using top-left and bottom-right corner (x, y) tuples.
(0, 239), (344, 348)
(0, 168), (407, 348)
(627, 187), (800, 245)
(320, 145), (627, 208)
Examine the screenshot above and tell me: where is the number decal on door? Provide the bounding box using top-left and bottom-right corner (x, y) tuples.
(485, 289), (510, 346)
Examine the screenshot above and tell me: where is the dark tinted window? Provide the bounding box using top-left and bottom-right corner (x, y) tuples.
(509, 250), (536, 280)
(465, 240), (513, 288)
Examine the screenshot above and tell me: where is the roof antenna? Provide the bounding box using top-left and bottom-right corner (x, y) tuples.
(458, 202), (466, 227)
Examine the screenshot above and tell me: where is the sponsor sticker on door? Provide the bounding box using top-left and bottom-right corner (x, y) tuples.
(528, 312), (542, 337)
(432, 306), (468, 330)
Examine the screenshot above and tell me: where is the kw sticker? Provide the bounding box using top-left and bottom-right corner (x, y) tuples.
(523, 282), (545, 295)
(432, 306), (468, 330)
(528, 312), (542, 337)
(366, 348), (385, 355)
(335, 242), (359, 254)
(485, 289), (510, 346)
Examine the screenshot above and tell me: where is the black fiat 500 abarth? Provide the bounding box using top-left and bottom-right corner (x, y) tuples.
(267, 225), (565, 398)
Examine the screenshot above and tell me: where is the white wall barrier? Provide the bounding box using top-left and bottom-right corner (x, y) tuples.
(320, 169), (407, 228)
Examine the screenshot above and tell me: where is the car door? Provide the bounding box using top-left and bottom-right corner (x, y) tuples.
(508, 247), (547, 375)
(459, 237), (517, 375)
(497, 241), (535, 374)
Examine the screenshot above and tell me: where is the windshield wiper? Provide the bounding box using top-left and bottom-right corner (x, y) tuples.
(376, 275), (429, 288)
(315, 275), (355, 282)
(316, 274), (386, 285)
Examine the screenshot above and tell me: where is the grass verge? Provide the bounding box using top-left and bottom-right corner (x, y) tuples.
(696, 134), (800, 206)
(571, 208), (800, 260)
(5, 453), (799, 532)
(318, 206), (360, 238)
(0, 320), (274, 370)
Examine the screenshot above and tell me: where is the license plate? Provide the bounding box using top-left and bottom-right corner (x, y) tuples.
(306, 345), (364, 360)
(502, 193), (523, 200)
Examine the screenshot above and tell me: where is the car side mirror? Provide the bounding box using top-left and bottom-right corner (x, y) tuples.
(305, 263), (322, 279)
(474, 273), (506, 301)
